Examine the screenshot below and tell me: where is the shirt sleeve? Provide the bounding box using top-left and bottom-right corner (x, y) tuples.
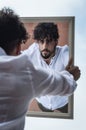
(27, 60), (77, 98)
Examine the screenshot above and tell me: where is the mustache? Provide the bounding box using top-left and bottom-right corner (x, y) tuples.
(41, 49), (50, 52)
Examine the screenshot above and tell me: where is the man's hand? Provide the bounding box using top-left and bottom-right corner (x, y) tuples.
(65, 58), (81, 81)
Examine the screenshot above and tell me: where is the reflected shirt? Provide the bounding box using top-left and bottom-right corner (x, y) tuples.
(23, 43), (70, 110)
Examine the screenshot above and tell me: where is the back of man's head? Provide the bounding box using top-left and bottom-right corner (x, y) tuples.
(0, 7), (28, 55)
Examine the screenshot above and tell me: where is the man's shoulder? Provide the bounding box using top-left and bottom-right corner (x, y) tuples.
(0, 53), (29, 71)
(29, 42), (39, 50)
(56, 45), (69, 50)
(22, 42), (39, 55)
(56, 45), (69, 54)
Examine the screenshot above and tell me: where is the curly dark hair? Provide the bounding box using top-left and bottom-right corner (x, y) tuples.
(33, 22), (59, 42)
(0, 7), (28, 54)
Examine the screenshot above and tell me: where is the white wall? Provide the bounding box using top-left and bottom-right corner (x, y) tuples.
(0, 0), (86, 130)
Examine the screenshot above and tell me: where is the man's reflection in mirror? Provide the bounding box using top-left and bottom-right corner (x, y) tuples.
(23, 23), (80, 113)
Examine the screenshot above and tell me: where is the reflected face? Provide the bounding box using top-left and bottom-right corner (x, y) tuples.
(38, 39), (57, 59)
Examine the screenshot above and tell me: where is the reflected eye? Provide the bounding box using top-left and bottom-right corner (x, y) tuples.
(38, 39), (52, 44)
(39, 39), (44, 44)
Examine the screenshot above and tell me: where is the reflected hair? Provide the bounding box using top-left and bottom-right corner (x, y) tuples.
(33, 22), (59, 42)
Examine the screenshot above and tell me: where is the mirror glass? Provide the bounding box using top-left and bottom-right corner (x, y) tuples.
(21, 17), (75, 119)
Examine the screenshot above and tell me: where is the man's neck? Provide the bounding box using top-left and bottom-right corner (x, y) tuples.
(44, 58), (51, 65)
(43, 51), (55, 65)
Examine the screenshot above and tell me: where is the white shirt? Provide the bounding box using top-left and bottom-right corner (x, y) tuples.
(23, 43), (71, 110)
(0, 47), (76, 130)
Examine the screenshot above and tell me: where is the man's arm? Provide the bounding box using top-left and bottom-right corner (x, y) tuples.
(28, 60), (77, 98)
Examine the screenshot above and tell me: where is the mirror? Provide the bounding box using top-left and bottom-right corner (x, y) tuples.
(21, 17), (75, 119)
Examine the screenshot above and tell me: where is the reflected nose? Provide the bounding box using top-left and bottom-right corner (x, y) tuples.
(43, 42), (48, 49)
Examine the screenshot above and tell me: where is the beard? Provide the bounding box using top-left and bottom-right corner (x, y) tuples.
(41, 49), (54, 59)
